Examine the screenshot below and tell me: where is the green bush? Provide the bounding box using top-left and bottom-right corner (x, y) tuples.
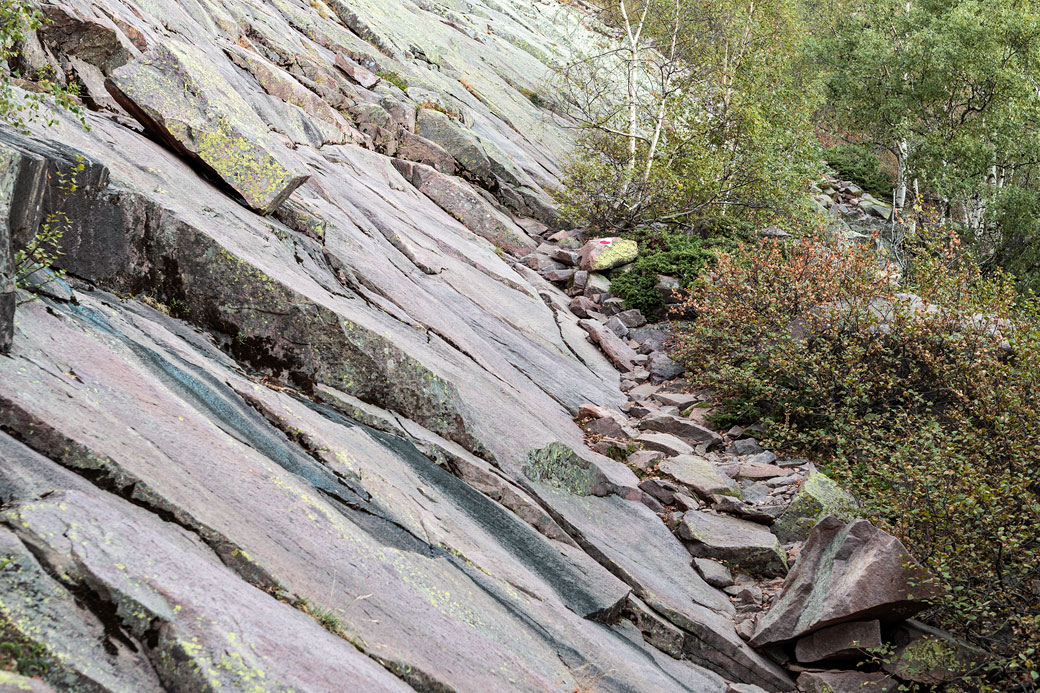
(823, 143), (894, 200)
(610, 221), (750, 319)
(672, 229), (1040, 689)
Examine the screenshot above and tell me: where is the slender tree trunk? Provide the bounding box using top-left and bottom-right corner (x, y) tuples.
(618, 0), (650, 177)
(643, 0), (682, 184)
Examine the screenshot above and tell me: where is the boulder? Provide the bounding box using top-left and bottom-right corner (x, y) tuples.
(639, 414), (723, 447)
(605, 315), (629, 338)
(710, 495), (775, 524)
(794, 620), (882, 663)
(618, 309), (647, 328)
(658, 455), (740, 499)
(550, 247), (579, 266)
(630, 326), (672, 354)
(543, 268), (575, 283)
(627, 449), (663, 471)
(523, 442), (618, 497)
(751, 517), (943, 648)
(578, 237), (638, 272)
(680, 511), (788, 577)
(636, 432), (693, 457)
(584, 272), (612, 299)
(773, 472), (859, 543)
(795, 671), (896, 693)
(730, 438), (765, 456)
(579, 319), (639, 372)
(107, 41), (308, 215)
(693, 558), (734, 589)
(601, 297), (626, 315)
(569, 296), (598, 319)
(648, 351), (684, 382)
(640, 478), (680, 505)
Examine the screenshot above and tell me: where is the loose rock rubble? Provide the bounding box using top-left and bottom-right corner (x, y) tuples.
(540, 226), (973, 691)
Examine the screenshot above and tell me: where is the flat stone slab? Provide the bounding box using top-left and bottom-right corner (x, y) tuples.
(659, 455), (740, 499)
(637, 432), (693, 456)
(795, 620), (882, 663)
(640, 413), (723, 446)
(680, 511), (788, 577)
(796, 670), (897, 692)
(108, 41), (308, 214)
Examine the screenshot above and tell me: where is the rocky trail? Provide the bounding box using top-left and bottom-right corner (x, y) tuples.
(0, 0), (974, 691)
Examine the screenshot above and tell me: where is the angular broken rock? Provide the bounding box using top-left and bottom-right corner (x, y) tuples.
(773, 471), (859, 543)
(658, 455), (739, 499)
(693, 558), (734, 588)
(730, 438), (765, 456)
(640, 414), (723, 448)
(653, 391), (700, 409)
(579, 319), (638, 372)
(794, 620), (882, 663)
(710, 494), (775, 524)
(334, 52), (379, 89)
(648, 351), (684, 383)
(523, 442), (616, 496)
(617, 309), (647, 328)
(578, 237), (638, 272)
(738, 462), (792, 480)
(680, 511), (788, 577)
(627, 449), (664, 471)
(107, 41), (308, 215)
(795, 670), (897, 693)
(636, 432), (693, 457)
(751, 517), (943, 648)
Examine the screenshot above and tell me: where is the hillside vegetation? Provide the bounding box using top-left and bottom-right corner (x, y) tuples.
(556, 0), (1040, 688)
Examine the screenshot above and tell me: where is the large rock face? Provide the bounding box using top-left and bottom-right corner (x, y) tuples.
(0, 0), (805, 690)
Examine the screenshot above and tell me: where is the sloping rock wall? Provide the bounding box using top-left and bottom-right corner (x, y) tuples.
(0, 0), (794, 691)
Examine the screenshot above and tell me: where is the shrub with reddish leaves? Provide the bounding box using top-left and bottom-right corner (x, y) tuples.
(673, 230), (1040, 688)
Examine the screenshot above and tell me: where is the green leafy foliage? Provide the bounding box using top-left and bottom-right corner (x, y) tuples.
(0, 0), (85, 131)
(672, 228), (1040, 689)
(609, 222), (750, 318)
(823, 144), (894, 200)
(0, 615), (51, 679)
(554, 0), (821, 233)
